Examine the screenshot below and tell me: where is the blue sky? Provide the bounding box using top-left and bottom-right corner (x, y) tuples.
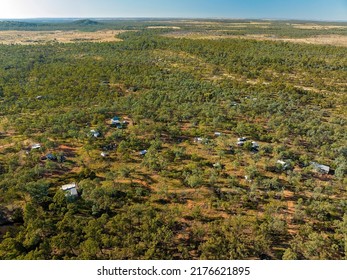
(1, 0), (346, 21)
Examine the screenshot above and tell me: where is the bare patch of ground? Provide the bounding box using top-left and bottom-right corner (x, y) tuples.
(283, 190), (299, 235)
(173, 20), (223, 25)
(291, 23), (347, 30)
(225, 22), (271, 28)
(294, 85), (324, 93)
(165, 32), (347, 47)
(147, 26), (181, 29)
(0, 30), (127, 45)
(161, 20), (271, 26)
(279, 35), (347, 47)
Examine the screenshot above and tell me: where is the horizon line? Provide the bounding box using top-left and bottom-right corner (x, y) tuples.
(0, 17), (347, 23)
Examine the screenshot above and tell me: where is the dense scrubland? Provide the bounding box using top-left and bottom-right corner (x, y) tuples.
(0, 19), (346, 260)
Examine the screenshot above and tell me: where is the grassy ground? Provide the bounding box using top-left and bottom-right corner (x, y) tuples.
(0, 30), (126, 45)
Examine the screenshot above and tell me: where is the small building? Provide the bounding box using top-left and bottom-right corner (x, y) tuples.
(237, 141), (245, 146)
(31, 143), (42, 150)
(245, 175), (252, 182)
(115, 123), (123, 129)
(110, 117), (123, 128)
(237, 137), (247, 146)
(139, 150), (147, 156)
(101, 152), (109, 158)
(277, 160), (290, 170)
(61, 183), (78, 197)
(46, 153), (57, 161)
(251, 141), (259, 150)
(194, 137), (203, 143)
(111, 116), (121, 125)
(251, 141), (259, 148)
(311, 162), (330, 174)
(213, 162), (224, 169)
(214, 132), (222, 137)
(194, 137), (209, 144)
(90, 130), (101, 138)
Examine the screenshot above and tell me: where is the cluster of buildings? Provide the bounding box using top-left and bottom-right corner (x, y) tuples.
(27, 116), (333, 203)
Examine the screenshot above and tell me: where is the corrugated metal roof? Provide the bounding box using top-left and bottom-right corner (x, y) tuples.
(61, 183), (77, 191)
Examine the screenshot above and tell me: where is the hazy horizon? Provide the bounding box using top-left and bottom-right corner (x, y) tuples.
(1, 17), (347, 23)
(1, 0), (347, 22)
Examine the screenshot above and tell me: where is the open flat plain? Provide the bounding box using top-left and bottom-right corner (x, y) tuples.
(0, 29), (125, 44)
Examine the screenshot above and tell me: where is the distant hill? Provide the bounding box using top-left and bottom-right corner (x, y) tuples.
(0, 19), (102, 31)
(73, 19), (101, 26)
(0, 21), (39, 30)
